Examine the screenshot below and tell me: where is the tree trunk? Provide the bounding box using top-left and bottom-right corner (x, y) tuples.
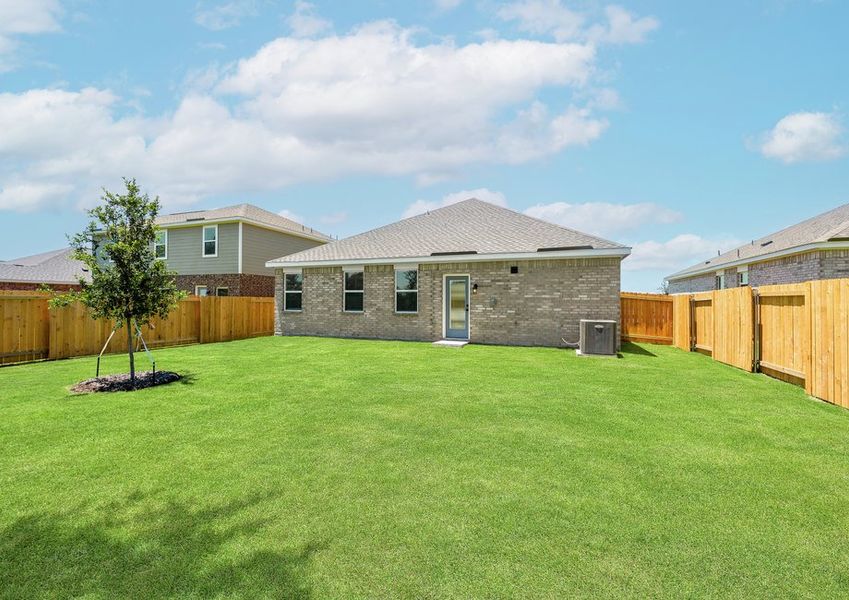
(127, 318), (135, 387)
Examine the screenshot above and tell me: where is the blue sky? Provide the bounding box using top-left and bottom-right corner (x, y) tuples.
(1, 0), (847, 291)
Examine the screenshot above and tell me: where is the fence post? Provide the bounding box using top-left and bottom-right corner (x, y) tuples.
(752, 288), (760, 373)
(804, 281), (813, 396)
(687, 294), (696, 352)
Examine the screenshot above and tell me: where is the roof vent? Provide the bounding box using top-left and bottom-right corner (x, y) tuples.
(760, 240), (773, 247)
(430, 251), (477, 256)
(186, 217), (206, 222)
(537, 245), (593, 252)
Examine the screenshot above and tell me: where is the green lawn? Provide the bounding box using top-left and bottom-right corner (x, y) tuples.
(2, 337), (849, 598)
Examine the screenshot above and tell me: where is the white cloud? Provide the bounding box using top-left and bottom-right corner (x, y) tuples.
(589, 5), (659, 45)
(319, 211), (349, 226)
(757, 111), (845, 164)
(625, 234), (743, 272)
(497, 0), (585, 42)
(524, 201), (682, 238)
(0, 182), (73, 211)
(0, 19), (628, 212)
(194, 0), (258, 31)
(0, 0), (62, 34)
(497, 0), (658, 45)
(285, 1), (332, 38)
(403, 188), (507, 219)
(0, 0), (63, 71)
(434, 0), (464, 11)
(278, 208), (304, 224)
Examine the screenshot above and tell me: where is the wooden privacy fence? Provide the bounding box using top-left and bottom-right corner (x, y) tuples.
(1, 294), (274, 365)
(664, 281), (849, 409)
(620, 292), (673, 344)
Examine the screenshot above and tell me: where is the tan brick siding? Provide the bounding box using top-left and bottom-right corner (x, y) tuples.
(275, 258), (621, 347)
(748, 252), (820, 286)
(668, 273), (715, 294)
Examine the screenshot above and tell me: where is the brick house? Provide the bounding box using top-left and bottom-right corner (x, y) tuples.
(0, 248), (87, 291)
(146, 204), (332, 297)
(666, 203), (849, 294)
(267, 199), (630, 347)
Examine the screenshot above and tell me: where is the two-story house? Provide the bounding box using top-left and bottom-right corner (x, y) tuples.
(152, 204), (332, 297)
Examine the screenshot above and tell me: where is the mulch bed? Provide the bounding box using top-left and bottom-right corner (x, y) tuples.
(70, 371), (182, 393)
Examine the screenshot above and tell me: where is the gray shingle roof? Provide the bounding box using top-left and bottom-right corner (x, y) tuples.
(156, 203), (332, 242)
(268, 199), (629, 265)
(0, 247), (88, 284)
(667, 202), (849, 280)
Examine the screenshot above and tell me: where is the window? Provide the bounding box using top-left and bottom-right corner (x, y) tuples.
(344, 270), (364, 312)
(203, 225), (218, 257)
(395, 269), (418, 313)
(715, 273), (726, 290)
(284, 273), (303, 311)
(216, 287), (229, 296)
(195, 285), (209, 297)
(154, 230), (167, 259)
(737, 267), (749, 286)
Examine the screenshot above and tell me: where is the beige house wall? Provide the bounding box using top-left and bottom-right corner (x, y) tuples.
(275, 257), (622, 347)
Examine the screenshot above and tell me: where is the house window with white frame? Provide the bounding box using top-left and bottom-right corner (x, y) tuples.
(395, 268), (418, 313)
(284, 272), (303, 311)
(154, 230), (167, 259)
(737, 267), (749, 286)
(203, 225), (218, 257)
(195, 285), (209, 297)
(216, 287), (229, 296)
(344, 269), (364, 312)
(715, 272), (726, 290)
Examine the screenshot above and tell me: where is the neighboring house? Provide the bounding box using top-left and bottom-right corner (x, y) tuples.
(266, 199), (630, 347)
(148, 204), (332, 297)
(666, 203), (849, 294)
(0, 248), (87, 291)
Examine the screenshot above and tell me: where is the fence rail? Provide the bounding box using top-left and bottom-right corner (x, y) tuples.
(0, 295), (274, 365)
(623, 281), (849, 409)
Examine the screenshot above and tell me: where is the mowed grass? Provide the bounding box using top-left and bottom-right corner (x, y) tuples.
(2, 337), (849, 599)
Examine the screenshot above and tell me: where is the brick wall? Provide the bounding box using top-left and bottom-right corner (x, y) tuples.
(0, 282), (80, 292)
(723, 267), (739, 289)
(820, 250), (849, 279)
(275, 257), (622, 347)
(668, 273), (715, 294)
(748, 252), (820, 286)
(669, 249), (849, 291)
(175, 274), (275, 296)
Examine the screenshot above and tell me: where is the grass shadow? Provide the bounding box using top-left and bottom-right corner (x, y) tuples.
(0, 491), (319, 599)
(177, 370), (198, 385)
(619, 342), (658, 357)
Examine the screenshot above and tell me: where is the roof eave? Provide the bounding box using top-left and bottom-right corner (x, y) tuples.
(266, 247), (631, 269)
(665, 241), (849, 281)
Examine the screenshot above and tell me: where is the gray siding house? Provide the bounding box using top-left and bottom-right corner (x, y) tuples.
(152, 204), (332, 296)
(666, 203), (849, 294)
(267, 199), (630, 347)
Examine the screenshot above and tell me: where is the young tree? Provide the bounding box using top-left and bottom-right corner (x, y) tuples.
(54, 179), (184, 386)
